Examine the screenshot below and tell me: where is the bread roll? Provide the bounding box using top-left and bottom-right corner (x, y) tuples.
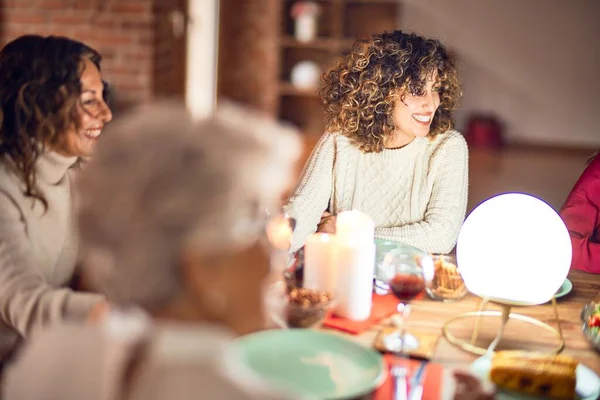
(490, 351), (577, 399)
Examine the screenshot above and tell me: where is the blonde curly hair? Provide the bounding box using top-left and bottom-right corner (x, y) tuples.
(320, 30), (462, 153)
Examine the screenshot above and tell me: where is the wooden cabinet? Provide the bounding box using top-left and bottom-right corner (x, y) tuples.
(277, 0), (400, 137)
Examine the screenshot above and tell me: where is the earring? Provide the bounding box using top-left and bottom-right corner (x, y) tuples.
(201, 289), (228, 316)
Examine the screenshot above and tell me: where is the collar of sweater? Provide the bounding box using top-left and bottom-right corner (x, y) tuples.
(35, 151), (78, 185)
(376, 136), (426, 160)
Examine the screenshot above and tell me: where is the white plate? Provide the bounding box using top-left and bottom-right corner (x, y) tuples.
(470, 355), (600, 400)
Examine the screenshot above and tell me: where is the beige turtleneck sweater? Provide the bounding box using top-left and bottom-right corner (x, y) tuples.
(286, 131), (469, 253)
(0, 151), (103, 362)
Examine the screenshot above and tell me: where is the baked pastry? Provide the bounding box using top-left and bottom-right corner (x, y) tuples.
(490, 351), (577, 399)
(429, 257), (466, 299)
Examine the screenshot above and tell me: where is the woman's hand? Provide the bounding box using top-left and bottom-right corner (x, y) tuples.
(317, 211), (336, 234)
(452, 370), (495, 400)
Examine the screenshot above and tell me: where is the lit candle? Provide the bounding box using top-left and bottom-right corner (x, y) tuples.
(334, 210), (375, 321)
(304, 233), (337, 295)
(265, 215), (295, 279)
(336, 210), (375, 243)
(266, 215), (293, 251)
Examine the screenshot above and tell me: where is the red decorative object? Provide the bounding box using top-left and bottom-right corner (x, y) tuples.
(465, 115), (504, 150)
(290, 1), (321, 20)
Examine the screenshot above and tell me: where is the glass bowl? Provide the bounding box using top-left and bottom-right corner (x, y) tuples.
(285, 287), (335, 328)
(424, 254), (468, 301)
(580, 302), (600, 353)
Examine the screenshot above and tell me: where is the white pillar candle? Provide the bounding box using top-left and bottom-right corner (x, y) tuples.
(334, 210), (376, 321)
(336, 210), (375, 243)
(334, 238), (375, 321)
(304, 233), (337, 295)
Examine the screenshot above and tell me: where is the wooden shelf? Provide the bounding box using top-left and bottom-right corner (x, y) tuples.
(284, 0), (397, 2)
(279, 82), (320, 97)
(278, 0), (399, 134)
(343, 0), (398, 3)
(281, 36), (355, 50)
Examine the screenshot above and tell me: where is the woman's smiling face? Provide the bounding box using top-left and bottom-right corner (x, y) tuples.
(55, 57), (112, 158)
(388, 71), (441, 148)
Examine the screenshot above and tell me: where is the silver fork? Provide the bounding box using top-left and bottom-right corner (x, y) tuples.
(391, 363), (408, 400)
(391, 309), (409, 400)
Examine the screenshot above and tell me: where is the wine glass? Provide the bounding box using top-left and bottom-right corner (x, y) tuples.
(377, 249), (426, 301)
(386, 303), (420, 355)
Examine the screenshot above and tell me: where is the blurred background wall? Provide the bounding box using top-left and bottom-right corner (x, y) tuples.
(0, 0), (187, 111)
(0, 0), (596, 211)
(400, 0), (600, 148)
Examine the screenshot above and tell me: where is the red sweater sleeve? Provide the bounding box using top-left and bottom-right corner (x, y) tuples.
(559, 156), (600, 273)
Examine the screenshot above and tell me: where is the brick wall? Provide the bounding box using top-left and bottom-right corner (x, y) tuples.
(218, 0), (280, 116)
(0, 0), (187, 111)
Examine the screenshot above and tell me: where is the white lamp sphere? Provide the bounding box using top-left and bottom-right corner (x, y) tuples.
(456, 193), (572, 305)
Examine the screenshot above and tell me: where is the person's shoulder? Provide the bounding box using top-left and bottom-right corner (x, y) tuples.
(0, 159), (26, 215)
(587, 153), (600, 171)
(327, 131), (360, 155)
(427, 130), (467, 155)
(0, 158), (21, 190)
(313, 131), (355, 156)
(431, 129), (467, 146)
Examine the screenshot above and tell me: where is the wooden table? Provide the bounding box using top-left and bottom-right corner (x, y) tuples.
(324, 270), (600, 375)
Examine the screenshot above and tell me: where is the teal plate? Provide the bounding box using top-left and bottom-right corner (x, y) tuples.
(237, 330), (385, 399)
(555, 278), (573, 299)
(471, 355), (600, 400)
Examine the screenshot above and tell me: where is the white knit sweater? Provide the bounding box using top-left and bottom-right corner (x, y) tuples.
(285, 130), (469, 254)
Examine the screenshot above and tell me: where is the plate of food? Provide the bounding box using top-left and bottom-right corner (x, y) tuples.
(581, 302), (600, 352)
(236, 330), (385, 399)
(470, 351), (600, 400)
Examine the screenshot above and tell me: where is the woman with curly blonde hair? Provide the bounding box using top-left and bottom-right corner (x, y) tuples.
(286, 30), (469, 254)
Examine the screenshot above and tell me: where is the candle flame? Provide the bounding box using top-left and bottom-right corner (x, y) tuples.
(266, 215), (293, 250)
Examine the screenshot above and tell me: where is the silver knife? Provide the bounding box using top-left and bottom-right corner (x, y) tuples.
(408, 360), (428, 400)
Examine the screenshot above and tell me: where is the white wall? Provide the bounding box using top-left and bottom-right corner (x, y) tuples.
(186, 0), (219, 119)
(399, 0), (600, 147)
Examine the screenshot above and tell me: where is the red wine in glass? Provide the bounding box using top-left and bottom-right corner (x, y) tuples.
(390, 273), (425, 300)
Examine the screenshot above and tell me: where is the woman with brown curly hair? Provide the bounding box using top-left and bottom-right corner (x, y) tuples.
(286, 30), (469, 254)
(0, 35), (111, 362)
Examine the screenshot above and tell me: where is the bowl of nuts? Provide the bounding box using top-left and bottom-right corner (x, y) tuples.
(285, 287), (335, 328)
(424, 254), (468, 301)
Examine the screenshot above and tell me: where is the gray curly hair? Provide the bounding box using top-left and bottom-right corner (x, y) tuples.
(77, 101), (301, 309)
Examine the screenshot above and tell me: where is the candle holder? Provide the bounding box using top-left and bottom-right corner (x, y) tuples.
(444, 193), (572, 356)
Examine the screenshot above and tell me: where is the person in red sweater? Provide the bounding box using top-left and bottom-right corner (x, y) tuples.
(560, 152), (600, 273)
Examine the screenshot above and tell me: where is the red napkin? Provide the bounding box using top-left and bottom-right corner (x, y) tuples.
(323, 293), (422, 334)
(373, 355), (443, 400)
